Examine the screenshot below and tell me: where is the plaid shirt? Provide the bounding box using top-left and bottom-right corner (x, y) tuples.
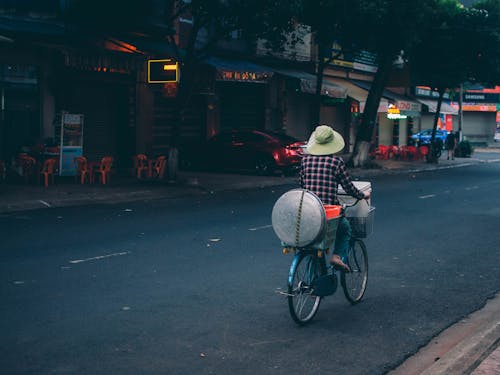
(299, 154), (365, 205)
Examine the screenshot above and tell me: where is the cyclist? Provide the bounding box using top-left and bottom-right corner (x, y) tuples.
(300, 125), (370, 272)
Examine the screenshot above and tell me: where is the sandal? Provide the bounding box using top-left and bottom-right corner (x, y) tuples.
(330, 255), (351, 273)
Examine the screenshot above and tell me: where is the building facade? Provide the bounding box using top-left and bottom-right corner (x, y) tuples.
(2, 2), (498, 179)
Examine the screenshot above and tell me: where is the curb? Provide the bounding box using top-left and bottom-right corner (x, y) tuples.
(389, 292), (500, 375)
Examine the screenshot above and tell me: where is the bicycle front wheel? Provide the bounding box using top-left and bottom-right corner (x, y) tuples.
(341, 239), (368, 304)
(287, 253), (324, 325)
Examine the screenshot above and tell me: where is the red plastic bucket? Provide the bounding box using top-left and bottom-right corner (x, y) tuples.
(324, 205), (342, 219)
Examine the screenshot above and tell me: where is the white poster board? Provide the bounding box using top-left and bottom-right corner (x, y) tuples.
(59, 113), (84, 176)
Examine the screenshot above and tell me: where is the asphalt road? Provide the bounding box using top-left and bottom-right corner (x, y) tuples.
(1, 163), (499, 374)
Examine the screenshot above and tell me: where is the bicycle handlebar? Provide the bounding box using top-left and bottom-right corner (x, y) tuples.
(337, 194), (368, 209)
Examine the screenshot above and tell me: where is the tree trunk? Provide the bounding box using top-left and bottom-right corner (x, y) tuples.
(351, 53), (393, 167)
(312, 45), (326, 134)
(167, 19), (200, 181)
(352, 141), (371, 167)
(427, 89), (444, 164)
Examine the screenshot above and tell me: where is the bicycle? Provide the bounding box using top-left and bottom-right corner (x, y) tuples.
(272, 189), (375, 325)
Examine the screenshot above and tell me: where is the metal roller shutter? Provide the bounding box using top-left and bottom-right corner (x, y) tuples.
(218, 82), (265, 131)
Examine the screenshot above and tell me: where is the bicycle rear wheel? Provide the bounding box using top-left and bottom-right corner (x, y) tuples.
(287, 253), (324, 325)
(341, 239), (368, 304)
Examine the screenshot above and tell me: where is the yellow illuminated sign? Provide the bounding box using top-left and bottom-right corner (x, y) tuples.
(387, 104), (407, 119)
(148, 59), (179, 83)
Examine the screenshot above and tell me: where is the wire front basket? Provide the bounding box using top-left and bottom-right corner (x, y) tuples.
(346, 207), (375, 238)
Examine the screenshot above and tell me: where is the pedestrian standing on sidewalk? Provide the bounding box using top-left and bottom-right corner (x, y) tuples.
(445, 131), (457, 160)
(300, 125), (370, 271)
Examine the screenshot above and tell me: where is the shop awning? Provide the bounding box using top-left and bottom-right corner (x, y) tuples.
(0, 16), (65, 38)
(350, 80), (422, 116)
(325, 77), (389, 112)
(275, 69), (347, 99)
(416, 98), (458, 115)
(103, 35), (177, 58)
(205, 57), (274, 83)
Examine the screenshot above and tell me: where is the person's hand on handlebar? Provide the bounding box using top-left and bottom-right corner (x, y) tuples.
(363, 191), (371, 200)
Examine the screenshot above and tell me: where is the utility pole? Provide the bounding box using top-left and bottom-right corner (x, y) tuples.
(459, 83), (463, 142)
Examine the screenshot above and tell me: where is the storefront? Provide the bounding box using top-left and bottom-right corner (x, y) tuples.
(347, 81), (421, 147)
(326, 77), (389, 152)
(0, 15), (177, 173)
(274, 70), (347, 142)
(413, 86), (458, 134)
(451, 91), (499, 145)
(54, 51), (140, 170)
(203, 57), (275, 136)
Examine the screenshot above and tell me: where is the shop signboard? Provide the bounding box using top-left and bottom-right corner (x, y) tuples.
(328, 42), (378, 73)
(463, 92), (499, 103)
(387, 104), (407, 119)
(58, 113), (84, 176)
(148, 59), (179, 83)
(414, 86), (451, 100)
(396, 100), (421, 112)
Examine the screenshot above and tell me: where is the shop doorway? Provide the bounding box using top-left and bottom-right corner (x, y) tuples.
(61, 79), (133, 172)
(0, 87), (40, 162)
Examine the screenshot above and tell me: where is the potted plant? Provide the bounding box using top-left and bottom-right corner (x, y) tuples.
(455, 140), (473, 158)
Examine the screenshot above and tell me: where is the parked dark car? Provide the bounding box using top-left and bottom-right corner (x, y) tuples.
(181, 129), (306, 175)
(411, 129), (449, 146)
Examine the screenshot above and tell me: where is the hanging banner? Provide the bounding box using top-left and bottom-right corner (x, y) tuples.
(58, 113), (84, 176)
(445, 114), (453, 131)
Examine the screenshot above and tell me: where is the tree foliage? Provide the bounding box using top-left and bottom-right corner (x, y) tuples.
(292, 0), (360, 129)
(162, 0), (300, 178)
(469, 0), (500, 85)
(410, 0), (497, 90)
(409, 0), (498, 162)
(64, 0), (156, 32)
(344, 0), (440, 166)
(166, 0), (298, 60)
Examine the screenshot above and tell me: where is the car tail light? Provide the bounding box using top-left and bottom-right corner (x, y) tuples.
(284, 146), (297, 157)
(273, 151), (280, 161)
(287, 142), (306, 155)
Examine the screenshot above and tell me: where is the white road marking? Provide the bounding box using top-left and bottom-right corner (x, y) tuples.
(39, 200), (51, 207)
(249, 224), (273, 231)
(465, 186), (479, 190)
(419, 194), (436, 199)
(69, 251), (131, 264)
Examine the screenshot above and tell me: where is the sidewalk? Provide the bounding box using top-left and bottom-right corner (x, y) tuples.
(1, 148), (499, 215)
(0, 149), (499, 374)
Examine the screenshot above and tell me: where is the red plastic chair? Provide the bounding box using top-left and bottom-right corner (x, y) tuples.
(18, 154), (37, 183)
(150, 155), (167, 179)
(406, 146), (418, 160)
(133, 154), (149, 179)
(375, 145), (389, 160)
(92, 156), (113, 185)
(388, 145), (400, 160)
(74, 156), (90, 184)
(417, 145), (429, 160)
(39, 158), (57, 187)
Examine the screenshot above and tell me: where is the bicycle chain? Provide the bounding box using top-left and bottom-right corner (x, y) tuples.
(295, 190), (305, 247)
